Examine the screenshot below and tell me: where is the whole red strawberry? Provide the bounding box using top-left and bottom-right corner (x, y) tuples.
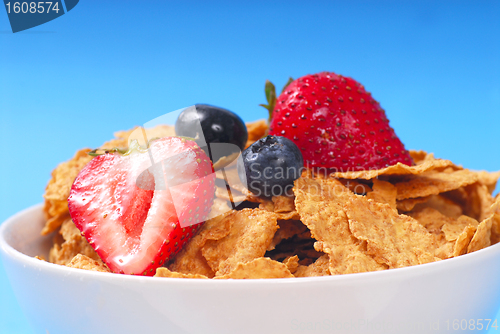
(68, 137), (215, 276)
(263, 72), (412, 170)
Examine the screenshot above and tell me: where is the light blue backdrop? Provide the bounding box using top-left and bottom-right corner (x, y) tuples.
(1, 1), (499, 333)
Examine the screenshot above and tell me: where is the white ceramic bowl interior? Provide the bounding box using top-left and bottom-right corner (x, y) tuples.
(1, 204), (500, 334)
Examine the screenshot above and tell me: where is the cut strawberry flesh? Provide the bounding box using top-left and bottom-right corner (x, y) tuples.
(68, 137), (215, 275)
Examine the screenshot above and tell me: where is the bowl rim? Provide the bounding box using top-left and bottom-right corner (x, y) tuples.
(2, 203), (500, 286)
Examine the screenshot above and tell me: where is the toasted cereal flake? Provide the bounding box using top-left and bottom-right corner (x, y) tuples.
(272, 196), (296, 213)
(412, 195), (463, 219)
(329, 151), (457, 180)
(41, 209), (71, 237)
(283, 255), (300, 274)
(201, 209), (279, 276)
(467, 215), (494, 253)
(259, 200), (275, 212)
(244, 193), (272, 204)
(453, 225), (477, 257)
(297, 258), (314, 266)
(49, 219), (101, 265)
(417, 152), (461, 169)
(206, 198), (232, 220)
(43, 149), (93, 203)
(409, 207), (457, 235)
(395, 170), (478, 200)
(396, 197), (430, 212)
(297, 247), (324, 261)
(212, 152), (240, 171)
(408, 207), (479, 259)
(259, 198), (300, 220)
(215, 257), (293, 279)
(154, 267), (208, 279)
(445, 183), (496, 222)
(59, 217), (83, 240)
(215, 186), (247, 203)
(320, 240), (389, 273)
(267, 250), (298, 263)
(493, 194), (500, 213)
(293, 178), (351, 244)
(490, 197), (500, 244)
(434, 238), (454, 260)
(42, 149), (93, 235)
(294, 254), (331, 277)
(474, 170), (500, 194)
(66, 254), (111, 273)
(467, 183), (496, 222)
(338, 179), (372, 195)
(293, 177), (385, 274)
(245, 119), (268, 148)
(215, 163), (249, 196)
(169, 211), (234, 278)
(409, 150), (429, 164)
(406, 207), (461, 259)
(274, 211), (300, 220)
(345, 196), (438, 268)
(490, 213), (500, 245)
(442, 216), (479, 242)
(258, 194), (299, 219)
(367, 179), (397, 210)
(267, 220), (308, 251)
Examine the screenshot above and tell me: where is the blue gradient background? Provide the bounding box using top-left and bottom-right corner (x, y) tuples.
(1, 1), (499, 333)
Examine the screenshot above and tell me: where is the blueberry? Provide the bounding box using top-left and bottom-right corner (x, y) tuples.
(237, 135), (303, 198)
(175, 104), (248, 168)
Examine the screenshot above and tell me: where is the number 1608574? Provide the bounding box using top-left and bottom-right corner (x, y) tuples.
(5, 2), (61, 14)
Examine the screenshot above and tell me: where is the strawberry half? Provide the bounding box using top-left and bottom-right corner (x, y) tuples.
(263, 72), (413, 170)
(68, 137), (215, 276)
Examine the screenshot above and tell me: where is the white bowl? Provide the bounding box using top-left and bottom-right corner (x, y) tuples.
(1, 204), (500, 334)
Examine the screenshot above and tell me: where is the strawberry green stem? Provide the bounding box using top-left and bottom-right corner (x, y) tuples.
(259, 80), (277, 125)
(88, 140), (149, 157)
(88, 136), (198, 157)
(259, 77), (294, 125)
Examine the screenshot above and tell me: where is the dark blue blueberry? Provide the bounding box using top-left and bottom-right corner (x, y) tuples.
(175, 104), (248, 168)
(237, 135), (303, 197)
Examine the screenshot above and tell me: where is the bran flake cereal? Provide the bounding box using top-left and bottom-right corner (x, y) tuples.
(49, 219), (101, 265)
(345, 196), (439, 268)
(215, 257), (294, 279)
(201, 209), (279, 276)
(66, 254), (111, 273)
(293, 178), (386, 274)
(329, 151), (458, 180)
(409, 194), (464, 219)
(394, 170), (478, 200)
(294, 254), (331, 277)
(40, 119), (500, 279)
(155, 267), (208, 279)
(453, 225), (477, 257)
(283, 255), (300, 274)
(42, 149), (93, 235)
(366, 179), (397, 210)
(467, 215), (495, 253)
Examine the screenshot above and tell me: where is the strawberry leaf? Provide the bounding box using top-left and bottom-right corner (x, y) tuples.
(281, 77), (294, 94)
(259, 80), (278, 125)
(264, 80), (276, 103)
